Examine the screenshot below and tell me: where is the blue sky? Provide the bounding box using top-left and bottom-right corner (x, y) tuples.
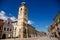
(0, 0), (60, 32)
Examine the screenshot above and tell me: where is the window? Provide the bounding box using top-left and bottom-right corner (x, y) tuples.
(24, 23), (26, 27)
(24, 28), (26, 34)
(23, 23), (26, 34)
(0, 27), (1, 30)
(24, 18), (27, 21)
(25, 9), (27, 11)
(10, 29), (11, 31)
(4, 27), (6, 31)
(25, 13), (26, 15)
(8, 22), (10, 24)
(21, 8), (22, 10)
(7, 28), (9, 31)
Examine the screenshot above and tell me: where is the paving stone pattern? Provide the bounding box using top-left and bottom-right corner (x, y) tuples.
(0, 37), (59, 40)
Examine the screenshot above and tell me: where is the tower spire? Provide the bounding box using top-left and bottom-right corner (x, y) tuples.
(21, 0), (27, 8)
(22, 0), (26, 4)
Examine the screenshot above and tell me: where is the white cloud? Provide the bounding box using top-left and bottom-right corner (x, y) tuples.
(0, 10), (34, 23)
(0, 10), (8, 20)
(10, 16), (17, 21)
(0, 10), (5, 14)
(28, 20), (34, 25)
(0, 10), (17, 22)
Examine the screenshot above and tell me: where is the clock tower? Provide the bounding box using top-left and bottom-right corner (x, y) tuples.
(17, 2), (28, 38)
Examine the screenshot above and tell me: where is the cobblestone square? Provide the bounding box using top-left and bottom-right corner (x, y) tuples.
(0, 37), (59, 40)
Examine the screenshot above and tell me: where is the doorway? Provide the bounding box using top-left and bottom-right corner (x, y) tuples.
(2, 34), (6, 39)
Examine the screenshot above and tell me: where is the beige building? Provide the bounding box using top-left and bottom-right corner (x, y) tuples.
(12, 21), (20, 38)
(17, 2), (36, 38)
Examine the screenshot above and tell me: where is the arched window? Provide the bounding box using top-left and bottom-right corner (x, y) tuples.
(7, 28), (9, 31)
(21, 8), (22, 10)
(4, 27), (6, 31)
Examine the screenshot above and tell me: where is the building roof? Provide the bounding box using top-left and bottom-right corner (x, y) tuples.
(28, 24), (35, 29)
(12, 21), (18, 23)
(11, 21), (35, 29)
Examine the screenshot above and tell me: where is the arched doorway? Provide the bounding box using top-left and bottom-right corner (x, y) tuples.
(58, 32), (60, 36)
(2, 34), (6, 39)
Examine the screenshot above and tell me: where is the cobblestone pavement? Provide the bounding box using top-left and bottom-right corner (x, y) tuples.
(0, 37), (59, 40)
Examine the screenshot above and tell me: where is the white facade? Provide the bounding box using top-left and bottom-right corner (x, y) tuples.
(2, 18), (13, 38)
(12, 21), (19, 38)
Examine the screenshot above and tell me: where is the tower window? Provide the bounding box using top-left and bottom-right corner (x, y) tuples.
(25, 9), (27, 11)
(25, 13), (26, 15)
(21, 8), (22, 10)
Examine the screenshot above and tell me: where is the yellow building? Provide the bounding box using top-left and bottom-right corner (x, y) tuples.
(54, 11), (60, 37)
(48, 11), (60, 37)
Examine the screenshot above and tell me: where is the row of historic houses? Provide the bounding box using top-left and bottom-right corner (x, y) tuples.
(48, 12), (60, 38)
(0, 19), (12, 39)
(0, 19), (20, 39)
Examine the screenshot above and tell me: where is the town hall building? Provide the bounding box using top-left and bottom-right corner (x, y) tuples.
(17, 2), (36, 38)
